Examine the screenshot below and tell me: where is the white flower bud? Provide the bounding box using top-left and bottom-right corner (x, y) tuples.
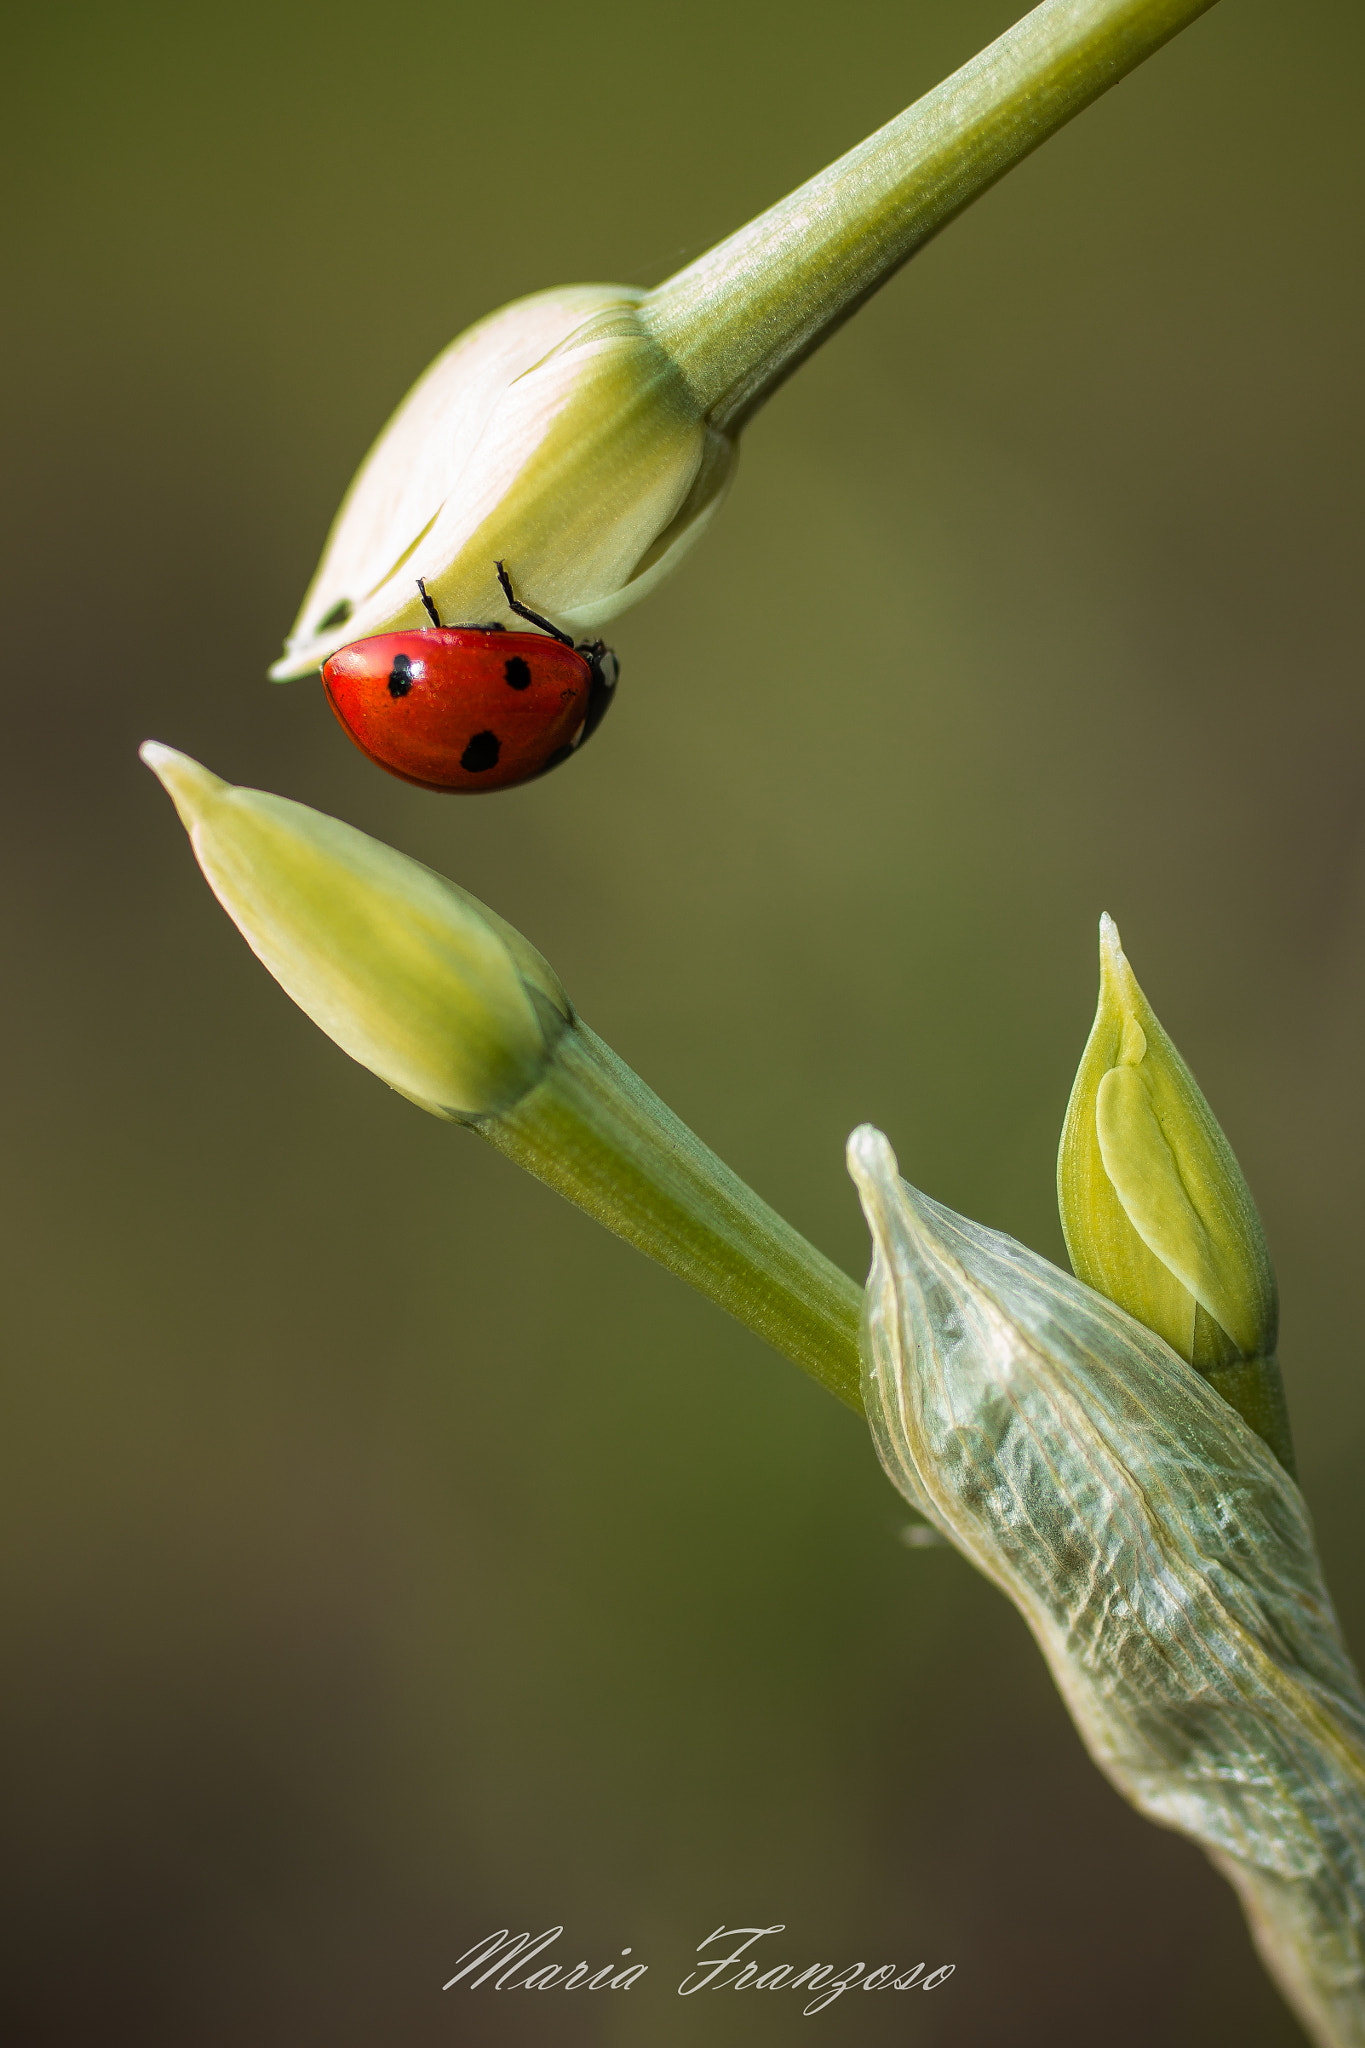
(140, 742), (568, 1117)
(272, 1), (1218, 680)
(270, 288), (732, 679)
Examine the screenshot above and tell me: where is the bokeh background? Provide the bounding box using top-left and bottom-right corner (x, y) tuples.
(2, 1), (1361, 2041)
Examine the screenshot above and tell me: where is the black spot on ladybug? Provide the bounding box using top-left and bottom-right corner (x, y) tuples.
(387, 653), (414, 698)
(461, 731), (501, 773)
(318, 597), (353, 630)
(503, 655), (532, 690)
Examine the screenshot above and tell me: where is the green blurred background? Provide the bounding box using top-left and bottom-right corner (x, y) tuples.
(2, 1), (1361, 2040)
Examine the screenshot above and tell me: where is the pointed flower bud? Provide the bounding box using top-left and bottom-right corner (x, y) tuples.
(850, 1124), (1365, 2048)
(272, 0), (1218, 680)
(1057, 915), (1291, 1472)
(142, 743), (864, 1407)
(139, 742), (569, 1118)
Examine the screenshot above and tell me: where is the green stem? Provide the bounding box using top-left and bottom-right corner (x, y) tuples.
(643, 0), (1219, 432)
(1201, 1355), (1296, 1480)
(477, 1022), (865, 1411)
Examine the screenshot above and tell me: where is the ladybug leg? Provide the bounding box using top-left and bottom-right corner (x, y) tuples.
(494, 560), (575, 647)
(577, 641), (619, 745)
(419, 573), (504, 633)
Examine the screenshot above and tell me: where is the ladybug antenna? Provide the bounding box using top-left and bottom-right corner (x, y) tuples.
(494, 560), (574, 647)
(416, 577), (442, 629)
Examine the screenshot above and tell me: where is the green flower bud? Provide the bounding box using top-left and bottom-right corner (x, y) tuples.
(140, 742), (569, 1117)
(143, 743), (864, 1406)
(271, 0), (1219, 680)
(850, 1124), (1365, 2048)
(1058, 915), (1291, 1472)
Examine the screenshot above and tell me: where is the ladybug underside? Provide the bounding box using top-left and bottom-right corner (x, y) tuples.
(323, 628), (597, 794)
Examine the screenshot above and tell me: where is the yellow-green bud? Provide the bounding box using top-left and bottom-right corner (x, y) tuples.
(141, 742), (865, 1404)
(1058, 915), (1290, 1470)
(140, 742), (569, 1117)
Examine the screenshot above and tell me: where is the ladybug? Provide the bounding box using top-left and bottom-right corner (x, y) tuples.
(321, 561), (618, 793)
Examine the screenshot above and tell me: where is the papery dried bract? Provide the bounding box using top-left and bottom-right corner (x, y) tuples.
(849, 1124), (1365, 2048)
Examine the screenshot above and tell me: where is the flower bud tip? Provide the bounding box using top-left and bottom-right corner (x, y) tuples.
(846, 1123), (920, 1253)
(846, 1120), (896, 1183)
(139, 741), (227, 831)
(1097, 910), (1135, 1003)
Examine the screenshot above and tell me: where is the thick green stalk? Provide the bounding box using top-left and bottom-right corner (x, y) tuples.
(477, 1023), (865, 1412)
(643, 0), (1220, 431)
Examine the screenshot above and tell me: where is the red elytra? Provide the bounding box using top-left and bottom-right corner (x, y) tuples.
(321, 567), (618, 794)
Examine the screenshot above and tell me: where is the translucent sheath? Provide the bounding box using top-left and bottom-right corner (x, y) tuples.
(850, 1126), (1365, 2048)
